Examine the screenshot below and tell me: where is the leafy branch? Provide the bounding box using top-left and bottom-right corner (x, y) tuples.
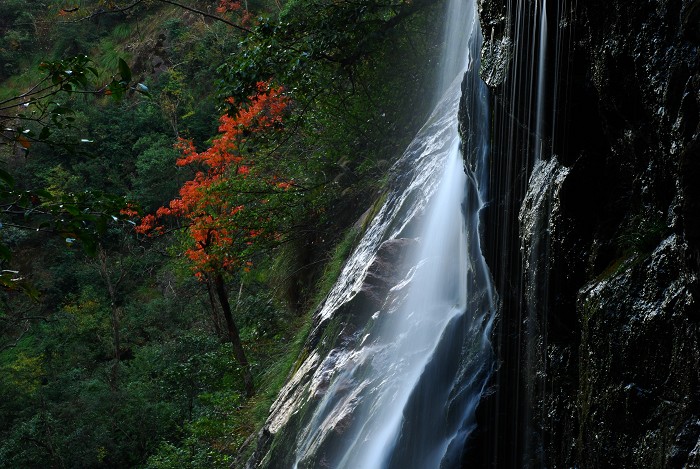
(0, 55), (147, 152)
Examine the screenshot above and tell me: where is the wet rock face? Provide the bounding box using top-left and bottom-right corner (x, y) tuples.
(313, 237), (418, 342)
(245, 238), (417, 468)
(570, 5), (700, 465)
(472, 0), (700, 466)
(343, 237), (417, 318)
(579, 236), (700, 468)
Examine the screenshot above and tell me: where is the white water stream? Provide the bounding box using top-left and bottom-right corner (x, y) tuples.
(287, 1), (494, 467)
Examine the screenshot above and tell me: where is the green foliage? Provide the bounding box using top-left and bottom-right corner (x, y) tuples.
(217, 0), (442, 202)
(145, 303), (312, 469)
(132, 135), (182, 213)
(311, 226), (360, 306)
(0, 1), (48, 80)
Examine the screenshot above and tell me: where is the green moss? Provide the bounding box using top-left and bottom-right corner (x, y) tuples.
(577, 294), (599, 459)
(361, 191), (388, 233)
(595, 253), (634, 283)
(310, 226), (360, 309)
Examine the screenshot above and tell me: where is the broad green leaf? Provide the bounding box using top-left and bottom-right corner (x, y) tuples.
(34, 189), (53, 199)
(118, 58), (132, 83)
(0, 243), (11, 262)
(0, 168), (14, 187)
(63, 204), (80, 216)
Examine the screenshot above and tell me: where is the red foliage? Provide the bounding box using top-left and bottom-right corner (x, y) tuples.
(216, 0), (242, 13)
(137, 82), (289, 277)
(216, 0), (253, 26)
(120, 204), (139, 218)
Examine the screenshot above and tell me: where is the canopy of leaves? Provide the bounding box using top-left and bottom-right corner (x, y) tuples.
(138, 82), (302, 278)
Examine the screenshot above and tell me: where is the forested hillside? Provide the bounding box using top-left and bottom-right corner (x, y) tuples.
(0, 0), (445, 466)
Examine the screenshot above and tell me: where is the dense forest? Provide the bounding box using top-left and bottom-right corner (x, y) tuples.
(0, 0), (446, 466)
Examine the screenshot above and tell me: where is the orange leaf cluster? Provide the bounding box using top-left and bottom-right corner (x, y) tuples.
(120, 204), (139, 218)
(136, 82), (289, 277)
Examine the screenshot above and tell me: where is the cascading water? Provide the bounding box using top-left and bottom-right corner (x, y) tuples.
(262, 0), (495, 467)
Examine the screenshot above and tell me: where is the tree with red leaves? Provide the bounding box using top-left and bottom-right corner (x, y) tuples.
(137, 82), (292, 398)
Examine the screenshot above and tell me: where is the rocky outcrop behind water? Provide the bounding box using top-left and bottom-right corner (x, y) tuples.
(469, 0), (700, 466)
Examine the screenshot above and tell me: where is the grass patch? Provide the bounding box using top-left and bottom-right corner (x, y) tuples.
(112, 24), (133, 42)
(361, 190), (387, 233)
(0, 56), (46, 101)
(93, 38), (131, 76)
(252, 312), (313, 418)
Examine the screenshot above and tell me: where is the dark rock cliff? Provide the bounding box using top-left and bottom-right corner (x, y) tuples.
(466, 0), (700, 466)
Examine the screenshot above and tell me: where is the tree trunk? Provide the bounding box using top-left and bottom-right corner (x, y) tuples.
(213, 272), (255, 397)
(98, 247), (123, 362)
(98, 245), (127, 390)
(205, 279), (224, 339)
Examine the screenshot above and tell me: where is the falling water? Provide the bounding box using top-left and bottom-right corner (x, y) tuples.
(534, 0), (548, 162)
(287, 0), (494, 467)
(477, 0), (573, 466)
(520, 1), (571, 463)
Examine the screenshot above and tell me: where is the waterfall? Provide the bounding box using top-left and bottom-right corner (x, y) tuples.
(280, 0), (494, 467)
(247, 0), (583, 467)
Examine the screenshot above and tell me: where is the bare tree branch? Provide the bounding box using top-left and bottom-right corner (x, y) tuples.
(61, 0), (252, 34)
(156, 0), (253, 34)
(66, 0), (146, 22)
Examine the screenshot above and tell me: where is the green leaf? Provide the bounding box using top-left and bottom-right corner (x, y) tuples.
(95, 216), (107, 234)
(79, 234), (97, 256)
(51, 105), (74, 115)
(0, 272), (40, 300)
(134, 83), (152, 98)
(0, 168), (14, 187)
(63, 204), (80, 216)
(39, 126), (51, 140)
(0, 243), (11, 262)
(118, 58), (132, 83)
(34, 189), (53, 199)
(107, 80), (125, 100)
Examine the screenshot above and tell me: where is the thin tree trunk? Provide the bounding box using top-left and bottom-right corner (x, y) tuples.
(205, 277), (224, 339)
(98, 245), (126, 390)
(213, 272), (254, 397)
(99, 247), (122, 362)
